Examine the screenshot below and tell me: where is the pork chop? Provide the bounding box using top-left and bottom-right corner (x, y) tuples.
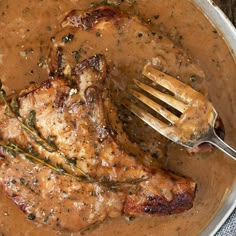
(48, 5), (224, 158)
(0, 54), (195, 232)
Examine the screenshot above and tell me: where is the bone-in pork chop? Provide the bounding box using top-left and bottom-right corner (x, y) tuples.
(0, 54), (195, 232)
(49, 5), (225, 157)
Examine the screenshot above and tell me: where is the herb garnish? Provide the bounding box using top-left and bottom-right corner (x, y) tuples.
(0, 141), (92, 183)
(0, 82), (148, 188)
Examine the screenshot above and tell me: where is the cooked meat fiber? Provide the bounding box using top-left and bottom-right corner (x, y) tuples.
(0, 55), (196, 232)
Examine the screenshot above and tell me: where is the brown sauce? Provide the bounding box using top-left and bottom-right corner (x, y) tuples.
(0, 0), (235, 235)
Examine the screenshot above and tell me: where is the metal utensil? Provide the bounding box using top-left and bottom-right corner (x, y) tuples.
(125, 64), (236, 160)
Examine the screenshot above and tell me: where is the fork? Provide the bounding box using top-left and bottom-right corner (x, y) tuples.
(125, 64), (236, 160)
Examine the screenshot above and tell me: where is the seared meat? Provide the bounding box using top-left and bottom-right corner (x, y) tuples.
(0, 55), (195, 232)
(49, 5), (206, 84)
(48, 5), (225, 159)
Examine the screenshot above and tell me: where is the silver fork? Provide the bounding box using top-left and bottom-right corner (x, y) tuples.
(125, 64), (236, 160)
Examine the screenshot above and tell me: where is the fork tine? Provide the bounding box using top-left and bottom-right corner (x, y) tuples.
(134, 79), (187, 113)
(143, 64), (201, 104)
(129, 88), (179, 124)
(123, 99), (170, 134)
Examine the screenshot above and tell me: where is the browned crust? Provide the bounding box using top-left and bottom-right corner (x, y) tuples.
(62, 5), (123, 29)
(54, 89), (69, 110)
(0, 182), (28, 212)
(12, 194), (28, 213)
(19, 54), (106, 100)
(48, 47), (64, 77)
(124, 191), (194, 215)
(71, 54), (107, 80)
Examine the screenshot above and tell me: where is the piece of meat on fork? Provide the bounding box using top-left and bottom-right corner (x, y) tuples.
(0, 55), (195, 232)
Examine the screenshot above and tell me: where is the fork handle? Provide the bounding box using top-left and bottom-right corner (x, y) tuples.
(207, 129), (236, 160)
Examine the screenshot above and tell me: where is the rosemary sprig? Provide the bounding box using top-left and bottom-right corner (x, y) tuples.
(0, 84), (92, 181)
(0, 141), (92, 183)
(22, 110), (92, 180)
(0, 82), (148, 188)
(0, 85), (56, 152)
(23, 113), (93, 180)
(0, 85), (58, 152)
(0, 141), (147, 187)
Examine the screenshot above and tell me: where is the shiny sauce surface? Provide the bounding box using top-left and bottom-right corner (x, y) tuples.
(0, 0), (235, 235)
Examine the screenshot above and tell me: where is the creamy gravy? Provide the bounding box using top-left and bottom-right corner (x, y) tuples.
(0, 0), (235, 236)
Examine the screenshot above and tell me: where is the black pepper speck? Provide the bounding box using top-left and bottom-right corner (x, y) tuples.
(28, 213), (36, 220)
(62, 33), (74, 43)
